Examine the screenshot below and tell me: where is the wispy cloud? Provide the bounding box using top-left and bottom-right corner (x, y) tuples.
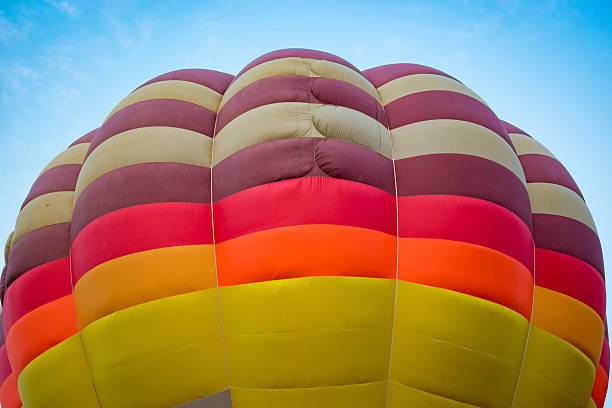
(46, 0), (80, 18)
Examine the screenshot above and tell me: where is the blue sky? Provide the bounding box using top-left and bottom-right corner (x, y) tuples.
(0, 0), (611, 401)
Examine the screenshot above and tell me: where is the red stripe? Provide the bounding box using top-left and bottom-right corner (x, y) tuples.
(532, 213), (604, 276)
(71, 202), (212, 283)
(236, 48), (360, 77)
(398, 195), (534, 272)
(213, 177), (396, 243)
(3, 258), (71, 333)
(88, 99), (216, 157)
(384, 90), (512, 146)
(518, 154), (583, 198)
(136, 69), (234, 94)
(0, 346), (10, 386)
(362, 63), (456, 88)
(216, 76), (387, 133)
(21, 164), (81, 209)
(602, 337), (610, 374)
(534, 248), (605, 320)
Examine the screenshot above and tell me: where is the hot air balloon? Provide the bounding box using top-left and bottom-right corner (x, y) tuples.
(0, 48), (607, 408)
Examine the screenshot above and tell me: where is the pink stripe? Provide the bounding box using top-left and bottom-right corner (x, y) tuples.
(398, 195), (534, 272)
(213, 177), (396, 243)
(71, 202), (212, 283)
(3, 258), (71, 333)
(535, 248), (605, 320)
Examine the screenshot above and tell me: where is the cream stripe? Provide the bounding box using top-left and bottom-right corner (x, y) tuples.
(391, 120), (526, 183)
(103, 80), (222, 124)
(213, 102), (391, 166)
(509, 133), (557, 159)
(74, 127), (211, 202)
(12, 191), (74, 246)
(377, 74), (487, 106)
(527, 182), (597, 234)
(39, 143), (89, 176)
(220, 57), (379, 109)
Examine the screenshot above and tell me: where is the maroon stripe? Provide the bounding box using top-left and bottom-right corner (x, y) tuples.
(71, 162), (211, 241)
(395, 154), (533, 230)
(502, 120), (531, 137)
(21, 164), (81, 209)
(212, 138), (395, 202)
(518, 154), (583, 198)
(385, 90), (512, 146)
(216, 76), (387, 133)
(6, 222), (70, 289)
(532, 213), (604, 277)
(89, 99), (216, 158)
(0, 267), (6, 305)
(311, 78), (388, 127)
(136, 69), (234, 94)
(68, 129), (97, 147)
(236, 48), (360, 77)
(363, 63), (456, 88)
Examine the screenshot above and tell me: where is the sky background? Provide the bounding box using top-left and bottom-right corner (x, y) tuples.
(0, 0), (611, 404)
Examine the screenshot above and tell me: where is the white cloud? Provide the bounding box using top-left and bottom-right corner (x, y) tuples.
(46, 0), (80, 17)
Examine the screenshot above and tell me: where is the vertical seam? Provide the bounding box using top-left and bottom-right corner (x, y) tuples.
(509, 201), (537, 408)
(379, 90), (400, 408)
(69, 184), (103, 408)
(210, 95), (233, 397)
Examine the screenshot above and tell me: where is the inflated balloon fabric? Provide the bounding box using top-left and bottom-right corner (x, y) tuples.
(0, 49), (607, 408)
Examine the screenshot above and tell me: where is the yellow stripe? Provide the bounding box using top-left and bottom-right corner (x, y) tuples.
(4, 231), (12, 262)
(527, 182), (597, 234)
(18, 334), (99, 408)
(509, 133), (557, 158)
(39, 143), (89, 176)
(219, 276), (395, 389)
(387, 381), (481, 408)
(213, 102), (391, 166)
(74, 244), (216, 328)
(390, 281), (529, 407)
(532, 286), (604, 365)
(12, 191), (73, 246)
(231, 381), (387, 408)
(513, 326), (596, 408)
(103, 80), (222, 124)
(74, 126), (211, 202)
(80, 289), (228, 408)
(392, 119), (526, 183)
(220, 57), (379, 109)
(377, 73), (487, 106)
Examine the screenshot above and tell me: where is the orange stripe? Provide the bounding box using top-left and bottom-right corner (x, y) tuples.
(74, 244), (217, 328)
(5, 295), (78, 376)
(216, 224), (396, 286)
(591, 364), (609, 408)
(0, 374), (21, 408)
(398, 238), (533, 319)
(532, 286), (604, 365)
